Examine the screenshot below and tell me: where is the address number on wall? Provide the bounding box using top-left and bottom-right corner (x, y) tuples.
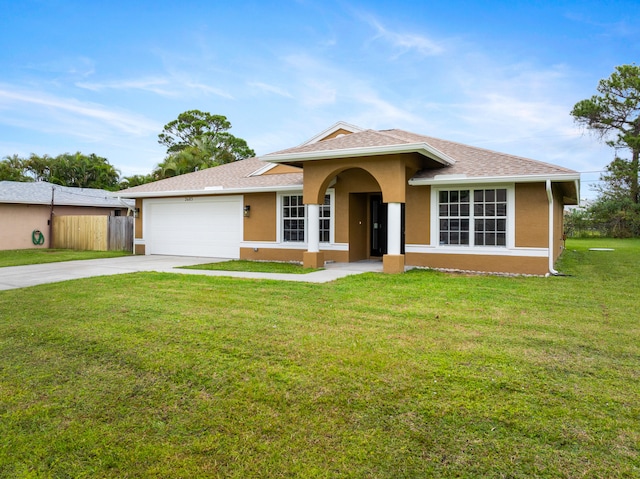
(185, 197), (194, 202)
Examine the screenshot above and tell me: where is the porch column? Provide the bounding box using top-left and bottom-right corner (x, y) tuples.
(303, 203), (324, 268)
(383, 202), (405, 274)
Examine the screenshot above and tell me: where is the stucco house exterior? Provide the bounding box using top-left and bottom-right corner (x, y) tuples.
(120, 122), (580, 275)
(0, 181), (132, 250)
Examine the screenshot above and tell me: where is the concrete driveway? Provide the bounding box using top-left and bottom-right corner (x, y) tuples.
(0, 255), (384, 291)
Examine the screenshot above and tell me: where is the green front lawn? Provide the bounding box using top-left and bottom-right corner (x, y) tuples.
(0, 239), (638, 477)
(181, 259), (320, 274)
(0, 249), (130, 268)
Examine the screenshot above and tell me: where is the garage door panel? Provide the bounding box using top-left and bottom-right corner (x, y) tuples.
(145, 196), (242, 258)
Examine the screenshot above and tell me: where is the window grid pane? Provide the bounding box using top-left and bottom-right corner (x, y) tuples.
(438, 189), (470, 245)
(473, 188), (507, 246)
(319, 194), (331, 243)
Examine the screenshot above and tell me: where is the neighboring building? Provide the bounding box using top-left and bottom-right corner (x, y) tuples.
(121, 122), (580, 275)
(0, 181), (133, 250)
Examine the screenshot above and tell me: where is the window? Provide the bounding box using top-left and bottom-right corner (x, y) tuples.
(438, 188), (507, 247)
(282, 194), (305, 242)
(473, 189), (507, 246)
(319, 194), (331, 242)
(281, 194), (332, 243)
(439, 190), (470, 245)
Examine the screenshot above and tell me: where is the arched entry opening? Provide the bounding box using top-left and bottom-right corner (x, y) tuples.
(302, 159), (407, 273)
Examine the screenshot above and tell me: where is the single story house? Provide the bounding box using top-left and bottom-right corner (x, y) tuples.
(0, 180), (133, 250)
(120, 122), (580, 275)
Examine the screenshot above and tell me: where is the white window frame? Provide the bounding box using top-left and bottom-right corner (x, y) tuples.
(277, 190), (335, 245)
(430, 184), (515, 250)
(281, 193), (306, 243)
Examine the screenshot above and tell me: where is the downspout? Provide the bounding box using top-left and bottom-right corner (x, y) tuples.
(49, 186), (55, 248)
(545, 180), (559, 276)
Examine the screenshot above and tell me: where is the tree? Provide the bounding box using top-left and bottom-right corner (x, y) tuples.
(155, 110), (255, 179)
(119, 174), (154, 189)
(24, 153), (53, 182)
(571, 64), (640, 236)
(0, 154), (31, 182)
(571, 64), (640, 204)
(1, 152), (122, 190)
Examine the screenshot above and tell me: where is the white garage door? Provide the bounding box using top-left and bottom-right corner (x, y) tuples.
(145, 196), (243, 258)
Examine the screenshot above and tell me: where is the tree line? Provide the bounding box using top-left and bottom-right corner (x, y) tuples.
(0, 110), (255, 191)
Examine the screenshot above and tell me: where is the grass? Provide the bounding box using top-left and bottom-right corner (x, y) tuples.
(0, 249), (130, 268)
(181, 259), (320, 274)
(0, 238), (639, 478)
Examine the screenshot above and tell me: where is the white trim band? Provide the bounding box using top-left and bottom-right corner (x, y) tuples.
(405, 244), (549, 257)
(240, 241), (349, 251)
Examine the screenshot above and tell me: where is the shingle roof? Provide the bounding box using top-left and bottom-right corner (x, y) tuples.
(121, 156), (303, 195)
(267, 128), (577, 178)
(384, 129), (577, 179)
(121, 125), (578, 197)
(0, 181), (134, 208)
(268, 129), (412, 155)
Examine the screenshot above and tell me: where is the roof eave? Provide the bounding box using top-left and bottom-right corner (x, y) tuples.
(408, 173), (581, 186)
(118, 184), (304, 198)
(262, 143), (456, 166)
(1, 199), (128, 207)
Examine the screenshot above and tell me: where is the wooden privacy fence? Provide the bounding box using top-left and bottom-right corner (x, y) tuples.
(53, 215), (134, 252)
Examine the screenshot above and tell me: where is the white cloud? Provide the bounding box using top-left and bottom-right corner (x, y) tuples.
(0, 85), (160, 138)
(76, 77), (176, 97)
(361, 15), (445, 57)
(349, 87), (430, 130)
(76, 75), (233, 99)
(184, 81), (234, 99)
(247, 81), (293, 98)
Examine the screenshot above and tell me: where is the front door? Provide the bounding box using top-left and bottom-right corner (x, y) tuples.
(369, 195), (405, 257)
(370, 195), (387, 256)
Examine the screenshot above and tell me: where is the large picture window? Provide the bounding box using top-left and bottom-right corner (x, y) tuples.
(282, 194), (332, 243)
(438, 188), (507, 247)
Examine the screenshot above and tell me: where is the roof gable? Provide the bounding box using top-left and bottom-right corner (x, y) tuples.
(264, 129), (456, 167)
(298, 121), (364, 146)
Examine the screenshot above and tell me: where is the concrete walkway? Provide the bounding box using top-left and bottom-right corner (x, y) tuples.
(0, 255), (384, 291)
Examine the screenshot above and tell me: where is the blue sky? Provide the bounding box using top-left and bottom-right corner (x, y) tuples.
(1, 0), (639, 198)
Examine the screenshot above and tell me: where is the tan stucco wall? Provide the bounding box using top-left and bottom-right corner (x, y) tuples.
(515, 183), (548, 248)
(303, 154), (415, 204)
(262, 164), (302, 175)
(1, 203), (123, 250)
(135, 198), (143, 239)
(244, 192), (277, 241)
(405, 185), (430, 245)
(405, 252), (549, 275)
(320, 128), (355, 141)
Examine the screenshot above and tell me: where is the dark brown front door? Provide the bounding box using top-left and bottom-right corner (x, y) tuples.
(369, 195), (405, 257)
(370, 195), (387, 257)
